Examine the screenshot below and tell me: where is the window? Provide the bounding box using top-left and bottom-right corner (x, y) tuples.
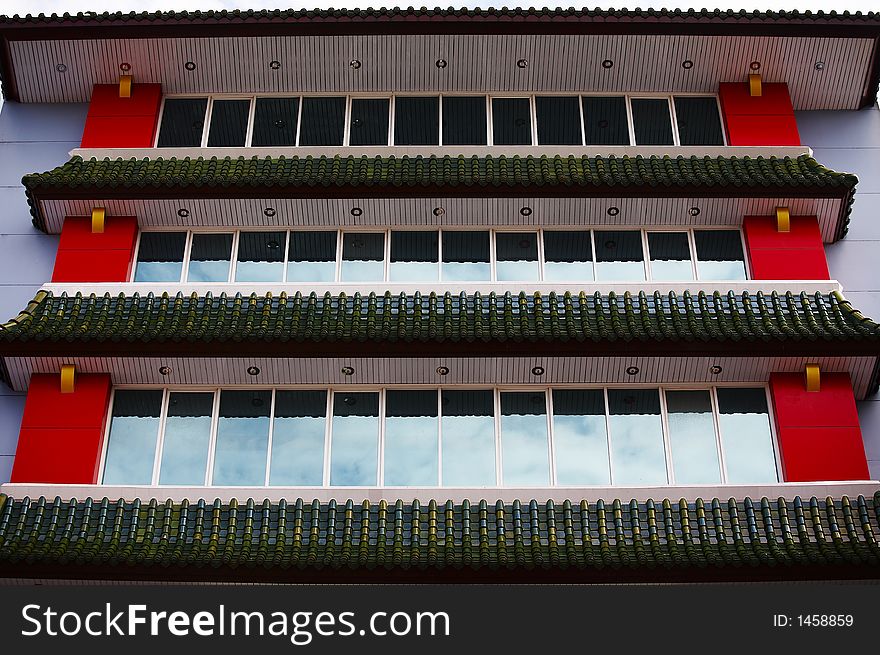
(133, 228), (750, 284)
(582, 96), (629, 146)
(251, 97), (299, 147)
(206, 98), (250, 147)
(101, 386), (777, 488)
(157, 98), (208, 147)
(134, 232), (186, 282)
(394, 96), (439, 146)
(631, 98), (674, 145)
(491, 98), (532, 146)
(674, 96), (724, 146)
(156, 93), (726, 148)
(536, 96), (582, 145)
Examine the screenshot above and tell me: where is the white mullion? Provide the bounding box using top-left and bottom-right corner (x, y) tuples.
(494, 388), (503, 486)
(383, 229), (391, 283)
(529, 94), (538, 146)
(150, 389), (171, 486)
(129, 233), (143, 282)
(658, 387), (675, 485)
(244, 96), (257, 147)
(546, 387), (557, 486)
(229, 230), (241, 282)
(687, 229), (700, 281)
(180, 231), (194, 283)
(281, 230), (291, 283)
(263, 388), (277, 486)
(377, 388), (386, 486)
(764, 385), (784, 482)
(536, 228), (546, 282)
(334, 230), (344, 282)
(437, 94), (444, 147)
(709, 387), (729, 484)
(589, 229), (599, 281)
(153, 96), (168, 147)
(624, 95), (636, 146)
(715, 94), (729, 146)
(603, 387), (615, 484)
(388, 96), (396, 146)
(201, 96), (214, 147)
(205, 389), (221, 485)
(436, 228), (443, 282)
(486, 96), (494, 146)
(641, 229), (653, 281)
(342, 95), (353, 146)
(294, 95), (304, 147)
(489, 229), (498, 282)
(739, 228), (753, 280)
(577, 94), (587, 146)
(96, 390), (118, 484)
(667, 95), (681, 147)
(436, 388), (443, 487)
(323, 390), (334, 487)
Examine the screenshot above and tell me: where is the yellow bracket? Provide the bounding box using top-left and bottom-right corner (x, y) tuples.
(749, 73), (762, 97)
(60, 364), (76, 394)
(776, 206), (790, 233)
(805, 363), (821, 392)
(91, 207), (105, 234)
(119, 74), (132, 98)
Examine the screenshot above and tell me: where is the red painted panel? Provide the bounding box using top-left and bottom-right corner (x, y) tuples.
(87, 84), (162, 117)
(776, 427), (870, 482)
(57, 216), (138, 251)
(747, 248), (830, 280)
(80, 115), (158, 148)
(10, 428), (106, 484)
(20, 373), (111, 430)
(723, 113), (801, 146)
(742, 216), (824, 249)
(770, 373), (860, 428)
(718, 82), (795, 115)
(769, 372), (869, 482)
(52, 249), (134, 283)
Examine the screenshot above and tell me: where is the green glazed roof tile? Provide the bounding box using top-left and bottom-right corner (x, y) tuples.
(22, 155), (859, 237)
(0, 493), (877, 579)
(1, 289), (878, 347)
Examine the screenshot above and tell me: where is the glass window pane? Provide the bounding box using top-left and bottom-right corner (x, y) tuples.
(251, 97), (299, 147)
(491, 98), (532, 146)
(536, 96), (582, 145)
(212, 391), (271, 486)
(695, 231), (747, 280)
(607, 389), (667, 485)
(298, 97), (345, 146)
(134, 232), (186, 282)
(330, 392), (379, 486)
(442, 96), (487, 145)
(235, 231), (286, 282)
(582, 96), (629, 145)
(395, 96), (439, 145)
(496, 232), (539, 281)
(384, 390), (439, 486)
(206, 99), (250, 147)
(270, 390), (327, 486)
(594, 231), (645, 281)
(340, 232), (385, 281)
(500, 392), (550, 486)
(543, 231), (594, 281)
(287, 231), (337, 282)
(717, 388), (778, 483)
(390, 231), (439, 282)
(157, 98), (208, 147)
(552, 390), (610, 485)
(648, 232), (693, 281)
(441, 231), (491, 281)
(665, 390), (721, 485)
(631, 98), (674, 145)
(441, 390), (496, 486)
(349, 98), (390, 146)
(102, 390), (163, 484)
(159, 392), (213, 485)
(187, 233), (233, 282)
(674, 96), (724, 146)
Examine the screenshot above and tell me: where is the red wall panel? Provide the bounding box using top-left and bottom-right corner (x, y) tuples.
(743, 216), (830, 280)
(718, 82), (801, 146)
(11, 373), (112, 484)
(769, 372), (869, 482)
(80, 83), (162, 148)
(51, 216), (138, 283)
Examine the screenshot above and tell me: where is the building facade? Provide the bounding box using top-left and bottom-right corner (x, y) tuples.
(0, 7), (879, 582)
